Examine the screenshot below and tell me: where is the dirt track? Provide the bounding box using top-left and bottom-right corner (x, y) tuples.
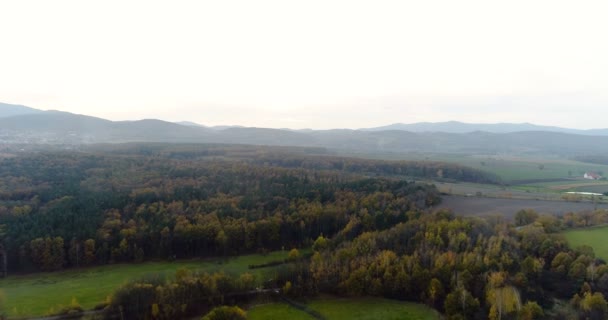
(435, 195), (608, 219)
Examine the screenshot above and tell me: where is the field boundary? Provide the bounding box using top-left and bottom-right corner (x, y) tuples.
(279, 296), (326, 320)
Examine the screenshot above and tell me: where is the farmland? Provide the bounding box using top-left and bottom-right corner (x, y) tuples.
(353, 152), (608, 186)
(1, 250), (292, 317)
(436, 195), (608, 219)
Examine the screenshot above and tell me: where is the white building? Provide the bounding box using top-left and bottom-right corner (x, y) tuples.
(584, 172), (602, 180)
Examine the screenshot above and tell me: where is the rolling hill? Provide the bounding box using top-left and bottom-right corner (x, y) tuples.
(0, 102), (42, 118)
(361, 121), (606, 135)
(2, 103), (608, 156)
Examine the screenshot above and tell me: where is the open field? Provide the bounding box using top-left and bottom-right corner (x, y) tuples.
(309, 297), (440, 320)
(350, 152), (608, 184)
(563, 226), (608, 260)
(248, 303), (315, 320)
(435, 155), (608, 183)
(437, 195), (608, 219)
(434, 181), (563, 200)
(247, 297), (439, 320)
(0, 250), (293, 317)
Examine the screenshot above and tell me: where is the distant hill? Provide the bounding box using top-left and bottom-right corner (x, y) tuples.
(175, 121), (206, 127)
(0, 102), (42, 118)
(175, 121), (247, 130)
(0, 111), (213, 144)
(361, 121), (600, 135)
(2, 102), (608, 156)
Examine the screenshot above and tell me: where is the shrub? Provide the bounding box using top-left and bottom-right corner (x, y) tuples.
(201, 306), (246, 320)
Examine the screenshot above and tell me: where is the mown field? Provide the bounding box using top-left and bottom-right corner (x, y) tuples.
(0, 250), (293, 317)
(563, 226), (608, 260)
(248, 297), (440, 320)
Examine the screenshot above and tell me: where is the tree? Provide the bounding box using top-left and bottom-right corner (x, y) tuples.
(519, 301), (543, 320)
(83, 239), (96, 266)
(288, 248), (300, 261)
(68, 238), (81, 268)
(579, 292), (608, 320)
(312, 235), (328, 252)
(201, 306), (246, 320)
(514, 210), (539, 227)
(444, 288), (479, 319)
(486, 273), (521, 320)
(427, 278), (444, 308)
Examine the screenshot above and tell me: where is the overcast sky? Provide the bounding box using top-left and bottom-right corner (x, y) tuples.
(1, 0), (607, 129)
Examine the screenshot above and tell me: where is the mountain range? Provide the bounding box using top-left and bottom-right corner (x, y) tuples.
(1, 102), (607, 156)
(361, 121), (608, 136)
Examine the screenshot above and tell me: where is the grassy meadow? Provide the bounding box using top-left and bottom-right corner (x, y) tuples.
(248, 303), (315, 320)
(247, 297), (440, 320)
(0, 250), (292, 317)
(352, 152), (608, 184)
(563, 226), (608, 260)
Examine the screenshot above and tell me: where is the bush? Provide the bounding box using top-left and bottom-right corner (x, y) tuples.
(47, 297), (84, 318)
(201, 306), (246, 320)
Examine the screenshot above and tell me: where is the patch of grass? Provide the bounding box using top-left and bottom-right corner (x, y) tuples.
(248, 303), (315, 320)
(0, 250), (292, 317)
(247, 298), (439, 320)
(564, 226), (608, 259)
(308, 297), (440, 320)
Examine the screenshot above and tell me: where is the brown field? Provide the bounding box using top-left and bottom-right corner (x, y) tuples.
(549, 182), (608, 191)
(436, 195), (608, 219)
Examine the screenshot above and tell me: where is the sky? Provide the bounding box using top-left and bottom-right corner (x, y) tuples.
(1, 0), (607, 129)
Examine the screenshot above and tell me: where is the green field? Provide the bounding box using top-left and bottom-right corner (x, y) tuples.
(247, 297), (439, 320)
(350, 152), (608, 184)
(309, 297), (440, 320)
(563, 226), (608, 259)
(248, 303), (314, 320)
(0, 250), (292, 317)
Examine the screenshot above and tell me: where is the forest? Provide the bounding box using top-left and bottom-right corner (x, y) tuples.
(0, 144), (606, 319)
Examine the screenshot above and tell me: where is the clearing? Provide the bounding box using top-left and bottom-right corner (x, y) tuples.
(563, 226), (608, 260)
(248, 302), (314, 320)
(0, 250), (292, 317)
(247, 297), (440, 320)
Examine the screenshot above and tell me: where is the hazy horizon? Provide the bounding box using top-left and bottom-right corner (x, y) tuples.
(2, 0), (607, 130)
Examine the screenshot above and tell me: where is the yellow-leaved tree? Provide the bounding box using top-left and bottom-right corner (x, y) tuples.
(486, 272), (521, 320)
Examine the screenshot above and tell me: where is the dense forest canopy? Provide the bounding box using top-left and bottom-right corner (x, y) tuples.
(0, 144), (454, 273)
